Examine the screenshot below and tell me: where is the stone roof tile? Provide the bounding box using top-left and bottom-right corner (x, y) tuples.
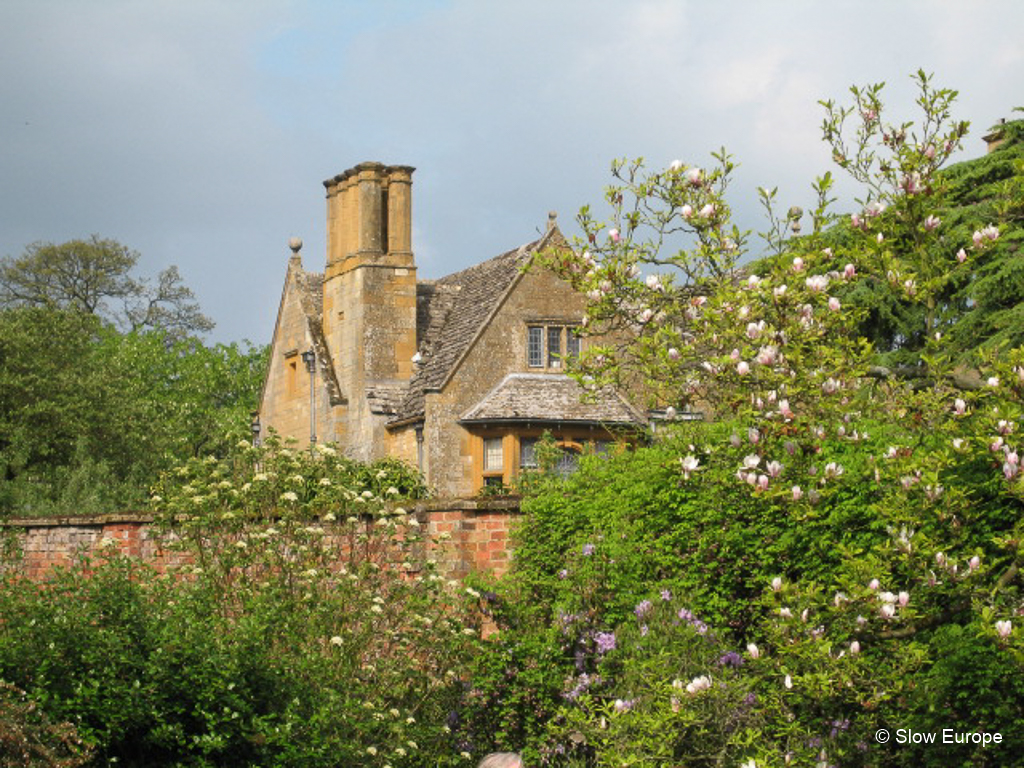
(460, 373), (645, 425)
(389, 235), (547, 424)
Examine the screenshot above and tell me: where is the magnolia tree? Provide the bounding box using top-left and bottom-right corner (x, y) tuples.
(529, 73), (1023, 766)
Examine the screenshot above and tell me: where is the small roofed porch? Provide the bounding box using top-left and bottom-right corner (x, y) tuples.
(458, 373), (646, 492)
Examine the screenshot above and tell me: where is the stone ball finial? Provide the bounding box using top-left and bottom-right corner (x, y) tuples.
(547, 210), (558, 231)
(288, 236), (303, 253)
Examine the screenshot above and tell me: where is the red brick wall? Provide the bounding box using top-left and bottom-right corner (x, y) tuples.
(1, 498), (522, 581)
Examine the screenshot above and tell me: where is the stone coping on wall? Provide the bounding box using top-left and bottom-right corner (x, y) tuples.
(3, 512), (156, 528)
(1, 496), (522, 529)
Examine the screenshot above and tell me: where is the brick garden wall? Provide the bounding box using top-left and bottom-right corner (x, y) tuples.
(1, 497), (522, 581)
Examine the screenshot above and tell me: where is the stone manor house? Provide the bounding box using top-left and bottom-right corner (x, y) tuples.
(257, 162), (645, 497)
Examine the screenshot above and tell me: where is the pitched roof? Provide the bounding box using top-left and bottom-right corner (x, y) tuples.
(459, 373), (646, 426)
(290, 259), (345, 406)
(388, 230), (556, 425)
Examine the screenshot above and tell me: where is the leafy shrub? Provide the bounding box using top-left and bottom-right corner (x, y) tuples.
(0, 442), (479, 768)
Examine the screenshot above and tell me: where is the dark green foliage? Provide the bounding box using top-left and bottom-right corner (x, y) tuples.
(0, 682), (93, 768)
(0, 445), (475, 768)
(895, 624), (1024, 767)
(0, 306), (267, 517)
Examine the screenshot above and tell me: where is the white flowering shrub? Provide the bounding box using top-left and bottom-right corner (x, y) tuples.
(0, 438), (480, 768)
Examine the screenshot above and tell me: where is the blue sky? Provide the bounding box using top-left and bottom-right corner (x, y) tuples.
(2, 0), (1021, 344)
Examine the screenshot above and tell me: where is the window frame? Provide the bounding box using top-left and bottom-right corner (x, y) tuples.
(526, 323), (581, 371)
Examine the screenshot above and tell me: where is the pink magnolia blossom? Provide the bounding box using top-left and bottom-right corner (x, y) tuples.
(792, 257), (805, 272)
(773, 284), (787, 298)
(645, 274), (661, 291)
(780, 607), (793, 619)
(680, 455), (700, 479)
(880, 603), (896, 620)
(956, 248), (967, 263)
(877, 232), (885, 244)
(902, 172), (923, 195)
(767, 460), (783, 478)
(791, 485), (803, 501)
(684, 167), (703, 186)
(828, 296), (841, 312)
(987, 376), (1000, 388)
(843, 263), (857, 279)
(685, 675), (712, 694)
(747, 643), (761, 659)
(996, 620), (1012, 639)
(898, 591), (910, 607)
(771, 577), (783, 592)
(779, 400), (794, 420)
(924, 215), (941, 231)
(850, 640), (861, 655)
(757, 474), (769, 491)
(608, 228), (620, 243)
(737, 361), (750, 376)
(748, 428), (760, 444)
(681, 204), (693, 218)
(784, 674), (793, 689)
(868, 579), (881, 590)
(757, 345), (778, 366)
(805, 275), (829, 293)
(851, 213), (863, 229)
(699, 204), (715, 219)
(969, 555), (981, 571)
(954, 398), (967, 415)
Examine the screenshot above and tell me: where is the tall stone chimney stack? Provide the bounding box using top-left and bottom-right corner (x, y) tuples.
(320, 162), (417, 459)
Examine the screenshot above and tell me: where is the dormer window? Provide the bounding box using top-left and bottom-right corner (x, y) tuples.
(527, 324), (580, 369)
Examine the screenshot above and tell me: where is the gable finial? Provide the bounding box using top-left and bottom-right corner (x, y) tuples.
(547, 210), (557, 231)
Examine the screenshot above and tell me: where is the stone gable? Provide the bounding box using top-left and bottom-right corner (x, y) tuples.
(258, 163), (647, 496)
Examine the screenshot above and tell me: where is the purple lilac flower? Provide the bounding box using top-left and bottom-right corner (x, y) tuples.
(613, 698), (635, 712)
(582, 543), (596, 556)
(660, 589), (672, 601)
(634, 599), (653, 619)
(564, 673), (593, 701)
(558, 569), (569, 579)
(717, 651), (744, 668)
(594, 631), (616, 654)
(640, 625), (649, 637)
